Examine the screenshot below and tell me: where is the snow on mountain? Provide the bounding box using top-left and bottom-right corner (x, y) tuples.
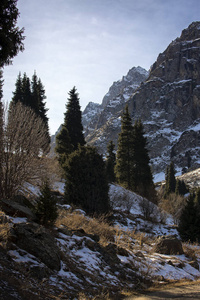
(84, 22), (200, 178)
(101, 66), (149, 108)
(82, 101), (103, 132)
(81, 66), (148, 137)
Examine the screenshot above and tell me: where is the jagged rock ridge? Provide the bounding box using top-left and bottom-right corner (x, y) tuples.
(84, 22), (200, 176)
(83, 66), (148, 146)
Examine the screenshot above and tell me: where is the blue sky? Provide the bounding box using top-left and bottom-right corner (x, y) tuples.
(2, 0), (200, 134)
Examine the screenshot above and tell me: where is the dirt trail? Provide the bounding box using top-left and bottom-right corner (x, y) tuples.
(126, 280), (200, 299)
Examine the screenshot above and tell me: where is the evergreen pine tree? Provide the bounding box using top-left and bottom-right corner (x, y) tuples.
(55, 87), (85, 167)
(164, 162), (176, 197)
(0, 0), (25, 67)
(194, 188), (200, 207)
(64, 146), (110, 215)
(35, 180), (58, 226)
(33, 75), (50, 143)
(115, 105), (134, 189)
(64, 86), (85, 150)
(106, 140), (116, 183)
(21, 73), (32, 106)
(0, 69), (3, 199)
(165, 165), (169, 187)
(11, 72), (50, 146)
(12, 72), (23, 104)
(55, 125), (73, 168)
(30, 71), (40, 113)
(132, 119), (157, 203)
(178, 193), (200, 242)
(175, 179), (188, 196)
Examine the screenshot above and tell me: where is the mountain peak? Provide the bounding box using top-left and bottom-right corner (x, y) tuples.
(179, 21), (200, 42)
(102, 66), (148, 108)
(84, 22), (200, 176)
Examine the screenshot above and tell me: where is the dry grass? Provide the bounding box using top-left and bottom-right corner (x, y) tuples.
(56, 208), (155, 252)
(78, 291), (112, 300)
(158, 193), (187, 224)
(0, 211), (10, 248)
(56, 209), (115, 245)
(183, 242), (200, 261)
(0, 223), (10, 247)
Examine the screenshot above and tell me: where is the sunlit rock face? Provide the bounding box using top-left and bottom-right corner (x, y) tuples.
(84, 22), (200, 175)
(83, 66), (148, 155)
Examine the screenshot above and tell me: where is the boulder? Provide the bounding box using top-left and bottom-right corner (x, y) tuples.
(10, 223), (61, 271)
(154, 236), (184, 255)
(1, 198), (36, 220)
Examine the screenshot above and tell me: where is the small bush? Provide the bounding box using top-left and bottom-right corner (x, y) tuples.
(183, 243), (197, 261)
(64, 146), (110, 215)
(138, 197), (158, 222)
(110, 188), (133, 212)
(158, 193), (187, 224)
(35, 180), (58, 226)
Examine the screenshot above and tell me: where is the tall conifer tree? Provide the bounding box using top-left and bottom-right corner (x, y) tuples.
(55, 87), (85, 167)
(12, 72), (23, 104)
(132, 119), (156, 202)
(164, 162), (176, 197)
(64, 86), (85, 150)
(0, 0), (25, 67)
(22, 73), (31, 106)
(31, 74), (50, 142)
(115, 105), (133, 189)
(31, 71), (40, 113)
(0, 69), (3, 198)
(106, 140), (116, 183)
(178, 193), (200, 242)
(55, 125), (72, 168)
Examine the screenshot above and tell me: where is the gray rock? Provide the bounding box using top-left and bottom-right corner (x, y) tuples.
(10, 223), (61, 271)
(154, 236), (184, 255)
(1, 199), (36, 220)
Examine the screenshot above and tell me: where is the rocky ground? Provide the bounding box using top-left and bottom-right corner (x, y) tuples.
(0, 183), (200, 299)
(126, 280), (200, 299)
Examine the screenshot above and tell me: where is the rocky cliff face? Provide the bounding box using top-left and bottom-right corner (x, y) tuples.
(85, 22), (200, 177)
(83, 66), (148, 149)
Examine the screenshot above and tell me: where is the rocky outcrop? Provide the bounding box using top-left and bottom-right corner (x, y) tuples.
(1, 198), (36, 220)
(154, 236), (184, 255)
(84, 66), (148, 149)
(84, 22), (200, 176)
(82, 102), (103, 133)
(101, 66), (149, 108)
(10, 223), (61, 271)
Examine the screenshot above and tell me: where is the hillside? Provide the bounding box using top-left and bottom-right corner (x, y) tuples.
(0, 182), (200, 299)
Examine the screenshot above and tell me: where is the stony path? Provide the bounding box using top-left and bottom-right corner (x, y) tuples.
(126, 280), (200, 299)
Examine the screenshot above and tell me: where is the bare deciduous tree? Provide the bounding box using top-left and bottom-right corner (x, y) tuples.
(0, 102), (50, 199)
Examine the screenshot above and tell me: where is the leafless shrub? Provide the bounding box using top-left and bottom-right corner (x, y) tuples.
(110, 189), (133, 212)
(138, 197), (158, 222)
(0, 102), (50, 199)
(159, 193), (187, 224)
(183, 243), (197, 261)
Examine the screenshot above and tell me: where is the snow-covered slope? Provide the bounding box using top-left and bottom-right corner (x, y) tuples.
(2, 183), (200, 299)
